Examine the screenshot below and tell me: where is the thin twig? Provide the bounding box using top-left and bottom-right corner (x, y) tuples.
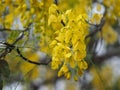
(16, 48), (51, 65)
(12, 32), (24, 45)
(54, 0), (58, 5)
(0, 23), (32, 32)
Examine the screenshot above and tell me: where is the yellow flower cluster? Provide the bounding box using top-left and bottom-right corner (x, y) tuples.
(90, 13), (103, 25)
(93, 1), (119, 44)
(48, 4), (88, 80)
(100, 23), (118, 44)
(103, 0), (120, 24)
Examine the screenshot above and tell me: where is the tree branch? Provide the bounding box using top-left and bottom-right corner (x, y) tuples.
(0, 23), (32, 32)
(0, 23), (32, 58)
(16, 48), (51, 65)
(85, 19), (105, 39)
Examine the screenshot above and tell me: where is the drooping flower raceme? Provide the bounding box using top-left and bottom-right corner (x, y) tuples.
(48, 4), (89, 80)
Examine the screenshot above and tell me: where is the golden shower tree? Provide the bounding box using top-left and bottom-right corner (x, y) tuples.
(0, 0), (120, 89)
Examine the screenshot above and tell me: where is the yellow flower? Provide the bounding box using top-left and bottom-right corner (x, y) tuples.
(78, 60), (88, 70)
(66, 72), (71, 80)
(100, 23), (118, 44)
(5, 14), (14, 28)
(55, 28), (65, 42)
(50, 40), (57, 48)
(58, 65), (69, 77)
(69, 57), (76, 68)
(78, 70), (83, 76)
(49, 4), (58, 15)
(65, 53), (72, 58)
(65, 9), (74, 21)
(30, 8), (35, 14)
(74, 51), (86, 61)
(51, 61), (61, 70)
(73, 41), (86, 51)
(90, 13), (103, 24)
(65, 29), (73, 44)
(96, 4), (102, 11)
(48, 14), (58, 25)
(74, 75), (78, 81)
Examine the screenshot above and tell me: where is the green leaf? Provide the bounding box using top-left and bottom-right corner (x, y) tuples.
(0, 60), (10, 78)
(7, 31), (20, 43)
